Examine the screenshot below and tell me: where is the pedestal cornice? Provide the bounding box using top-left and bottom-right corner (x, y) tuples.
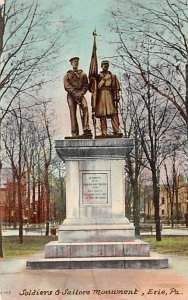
(55, 138), (134, 160)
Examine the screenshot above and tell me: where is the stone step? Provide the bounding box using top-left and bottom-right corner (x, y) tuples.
(26, 254), (168, 270)
(58, 223), (135, 243)
(45, 240), (150, 258)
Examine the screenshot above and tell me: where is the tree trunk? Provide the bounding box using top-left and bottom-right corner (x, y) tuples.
(17, 179), (23, 244)
(132, 178), (140, 235)
(185, 63), (188, 141)
(152, 172), (161, 241)
(60, 179), (66, 221)
(37, 180), (41, 223)
(8, 193), (11, 227)
(175, 188), (180, 224)
(154, 200), (161, 241)
(32, 165), (36, 221)
(12, 173), (17, 229)
(44, 166), (50, 236)
(125, 179), (132, 219)
(0, 219), (3, 257)
(170, 202), (174, 228)
(0, 149), (3, 256)
(27, 169), (31, 224)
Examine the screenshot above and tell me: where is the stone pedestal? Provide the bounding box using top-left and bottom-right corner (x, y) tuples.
(26, 138), (168, 269)
(56, 139), (135, 244)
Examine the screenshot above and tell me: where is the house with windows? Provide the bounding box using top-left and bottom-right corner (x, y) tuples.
(143, 180), (188, 223)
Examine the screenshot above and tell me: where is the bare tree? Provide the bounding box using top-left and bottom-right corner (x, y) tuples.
(1, 0), (69, 109)
(163, 162), (175, 227)
(3, 101), (28, 243)
(163, 149), (184, 226)
(0, 0), (70, 255)
(50, 157), (66, 224)
(110, 0), (188, 129)
(2, 97), (56, 241)
(34, 102), (54, 236)
(119, 63), (179, 240)
(109, 1), (187, 239)
(120, 76), (145, 235)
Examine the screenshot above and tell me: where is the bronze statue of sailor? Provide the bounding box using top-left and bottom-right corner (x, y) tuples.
(64, 57), (92, 138)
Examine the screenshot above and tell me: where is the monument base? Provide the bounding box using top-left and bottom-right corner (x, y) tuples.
(58, 222), (135, 242)
(45, 240), (150, 258)
(26, 252), (168, 270)
(26, 139), (168, 269)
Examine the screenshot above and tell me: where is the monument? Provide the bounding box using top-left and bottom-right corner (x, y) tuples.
(26, 33), (168, 269)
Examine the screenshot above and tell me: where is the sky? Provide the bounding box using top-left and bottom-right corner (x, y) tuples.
(43, 0), (168, 139)
(61, 0), (116, 69)
(50, 0), (119, 138)
(49, 0), (187, 182)
(52, 0), (157, 138)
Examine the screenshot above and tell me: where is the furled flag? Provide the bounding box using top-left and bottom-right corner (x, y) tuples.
(88, 30), (98, 136)
(89, 30), (98, 81)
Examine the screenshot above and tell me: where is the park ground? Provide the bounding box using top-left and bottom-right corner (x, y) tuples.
(0, 227), (188, 300)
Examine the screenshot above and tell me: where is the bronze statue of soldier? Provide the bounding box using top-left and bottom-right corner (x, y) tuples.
(64, 57), (92, 138)
(91, 60), (122, 137)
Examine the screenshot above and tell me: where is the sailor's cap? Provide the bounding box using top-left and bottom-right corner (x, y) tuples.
(69, 57), (79, 63)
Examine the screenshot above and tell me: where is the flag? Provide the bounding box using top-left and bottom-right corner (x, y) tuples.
(88, 31), (98, 137)
(89, 31), (98, 81)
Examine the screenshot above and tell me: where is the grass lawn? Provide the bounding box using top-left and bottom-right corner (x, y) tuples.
(2, 236), (57, 258)
(143, 236), (188, 256)
(1, 236), (188, 258)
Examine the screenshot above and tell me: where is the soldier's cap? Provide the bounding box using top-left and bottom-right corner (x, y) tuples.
(69, 57), (79, 63)
(101, 60), (109, 66)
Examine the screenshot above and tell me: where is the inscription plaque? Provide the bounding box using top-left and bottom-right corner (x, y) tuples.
(82, 172), (108, 205)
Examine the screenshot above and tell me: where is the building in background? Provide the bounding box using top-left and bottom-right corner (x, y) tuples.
(0, 168), (48, 226)
(143, 178), (188, 224)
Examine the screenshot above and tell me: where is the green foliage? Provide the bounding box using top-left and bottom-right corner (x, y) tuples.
(2, 236), (57, 258)
(144, 236), (188, 255)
